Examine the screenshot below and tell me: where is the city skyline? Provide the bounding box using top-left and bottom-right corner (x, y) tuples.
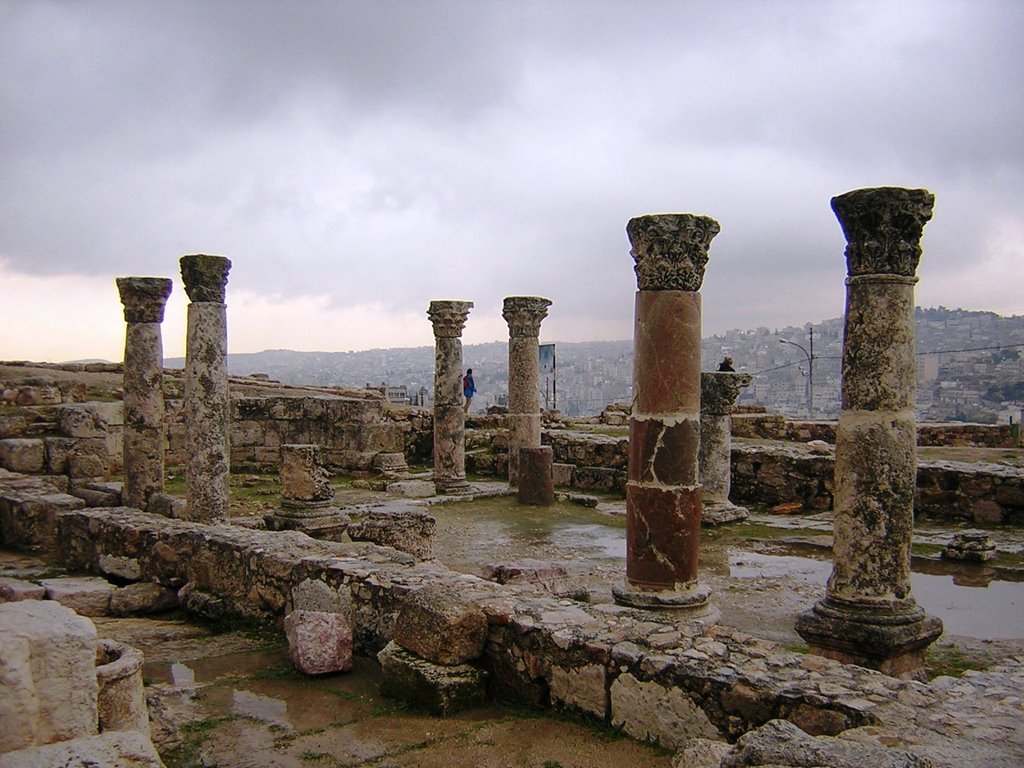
(2, 1), (1022, 362)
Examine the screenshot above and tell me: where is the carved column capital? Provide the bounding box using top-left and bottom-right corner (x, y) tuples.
(427, 300), (474, 338)
(180, 254), (232, 303)
(701, 372), (753, 415)
(831, 187), (934, 278)
(502, 296), (551, 338)
(117, 277), (173, 323)
(627, 213), (720, 291)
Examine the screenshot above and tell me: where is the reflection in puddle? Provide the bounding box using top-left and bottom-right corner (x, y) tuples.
(728, 550), (1024, 640)
(232, 689), (291, 730)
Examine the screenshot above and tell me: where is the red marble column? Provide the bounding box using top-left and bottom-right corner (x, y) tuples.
(613, 213), (719, 613)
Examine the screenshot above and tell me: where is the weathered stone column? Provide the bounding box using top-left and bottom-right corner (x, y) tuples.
(502, 296), (552, 486)
(613, 214), (719, 614)
(116, 277), (172, 511)
(700, 371), (752, 525)
(428, 300), (473, 495)
(265, 444), (350, 540)
(796, 187), (942, 678)
(181, 254), (232, 522)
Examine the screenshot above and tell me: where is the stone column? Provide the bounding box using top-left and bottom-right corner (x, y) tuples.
(266, 444), (349, 540)
(428, 300), (473, 495)
(181, 254), (232, 522)
(116, 277), (172, 511)
(502, 296), (552, 486)
(700, 371), (752, 525)
(796, 187), (942, 678)
(613, 213), (719, 614)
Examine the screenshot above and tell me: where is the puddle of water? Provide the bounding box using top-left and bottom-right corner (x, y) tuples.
(729, 550), (1024, 640)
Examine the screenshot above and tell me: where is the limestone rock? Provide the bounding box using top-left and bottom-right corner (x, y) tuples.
(0, 600), (99, 752)
(42, 576), (116, 617)
(377, 640), (487, 716)
(346, 506), (435, 560)
(95, 639), (150, 734)
(57, 405), (109, 438)
(673, 737), (732, 768)
(0, 577), (45, 603)
(0, 731), (164, 768)
(109, 583), (179, 616)
(0, 439), (45, 473)
(720, 719), (932, 768)
(610, 672), (719, 749)
(284, 609), (354, 675)
(392, 585), (488, 665)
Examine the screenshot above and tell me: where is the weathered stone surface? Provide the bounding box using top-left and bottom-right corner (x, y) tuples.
(95, 638), (150, 733)
(109, 582), (179, 616)
(0, 600), (99, 751)
(941, 530), (996, 562)
(284, 609), (354, 675)
(346, 506), (435, 560)
(550, 663), (606, 718)
(42, 576), (116, 617)
(0, 731), (164, 768)
(517, 446), (554, 505)
(831, 187), (934, 278)
(290, 578), (352, 616)
(610, 672), (719, 749)
(0, 439), (45, 473)
(58, 405), (108, 439)
(99, 554), (142, 581)
(672, 738), (731, 768)
(627, 213), (719, 292)
(0, 577), (45, 602)
(280, 443), (334, 503)
(720, 718), (931, 767)
(147, 492), (187, 519)
(118, 277), (172, 511)
(377, 640), (487, 716)
(428, 300), (473, 494)
(392, 584), (488, 665)
(503, 296), (551, 485)
(181, 254), (231, 522)
(481, 559), (587, 600)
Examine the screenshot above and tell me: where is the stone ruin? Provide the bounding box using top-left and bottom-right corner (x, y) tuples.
(2, 187), (1024, 767)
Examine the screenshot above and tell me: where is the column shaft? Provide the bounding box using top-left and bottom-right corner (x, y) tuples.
(181, 254), (232, 522)
(429, 301), (473, 495)
(699, 371), (752, 525)
(614, 213), (719, 613)
(503, 296), (551, 486)
(117, 277), (172, 511)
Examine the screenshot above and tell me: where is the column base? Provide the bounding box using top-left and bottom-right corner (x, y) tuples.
(795, 598), (943, 680)
(264, 507), (351, 542)
(434, 477), (473, 496)
(700, 500), (749, 526)
(612, 582), (719, 621)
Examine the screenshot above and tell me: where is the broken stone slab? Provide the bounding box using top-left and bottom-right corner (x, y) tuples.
(70, 482), (122, 508)
(147, 492), (187, 519)
(701, 501), (750, 526)
(0, 577), (46, 603)
(0, 730), (164, 768)
(372, 451), (409, 474)
(41, 576), (116, 617)
(392, 584), (488, 665)
(109, 583), (179, 616)
(719, 718), (931, 768)
(941, 530), (996, 562)
(0, 490), (87, 551)
(346, 505), (435, 560)
(385, 479), (436, 498)
(377, 640), (487, 716)
(57, 404), (109, 438)
(0, 600), (99, 752)
(481, 559), (589, 601)
(671, 737), (731, 768)
(284, 609), (354, 675)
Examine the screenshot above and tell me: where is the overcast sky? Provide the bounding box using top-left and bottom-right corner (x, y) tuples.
(2, 0), (1022, 362)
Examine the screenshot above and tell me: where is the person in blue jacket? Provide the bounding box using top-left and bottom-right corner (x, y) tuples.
(463, 368), (476, 413)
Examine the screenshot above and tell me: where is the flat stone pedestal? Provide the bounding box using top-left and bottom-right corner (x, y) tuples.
(795, 599), (943, 679)
(265, 502), (351, 541)
(517, 447), (554, 506)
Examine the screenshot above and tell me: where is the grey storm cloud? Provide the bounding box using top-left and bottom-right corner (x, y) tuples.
(2, 0), (1022, 343)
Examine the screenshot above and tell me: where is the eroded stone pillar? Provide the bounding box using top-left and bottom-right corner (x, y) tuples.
(503, 296), (552, 486)
(181, 254), (231, 522)
(428, 300), (473, 495)
(613, 214), (719, 614)
(796, 187), (942, 678)
(116, 277), (172, 511)
(700, 371), (752, 525)
(266, 444), (349, 540)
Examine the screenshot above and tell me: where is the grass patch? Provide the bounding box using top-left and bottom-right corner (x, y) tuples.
(371, 700), (411, 717)
(323, 687), (363, 702)
(299, 752), (335, 764)
(925, 644), (995, 679)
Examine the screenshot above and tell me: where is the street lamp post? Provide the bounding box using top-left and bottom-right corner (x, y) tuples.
(779, 328), (815, 418)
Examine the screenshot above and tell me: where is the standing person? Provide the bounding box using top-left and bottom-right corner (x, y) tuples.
(463, 368), (476, 412)
(717, 356), (735, 372)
